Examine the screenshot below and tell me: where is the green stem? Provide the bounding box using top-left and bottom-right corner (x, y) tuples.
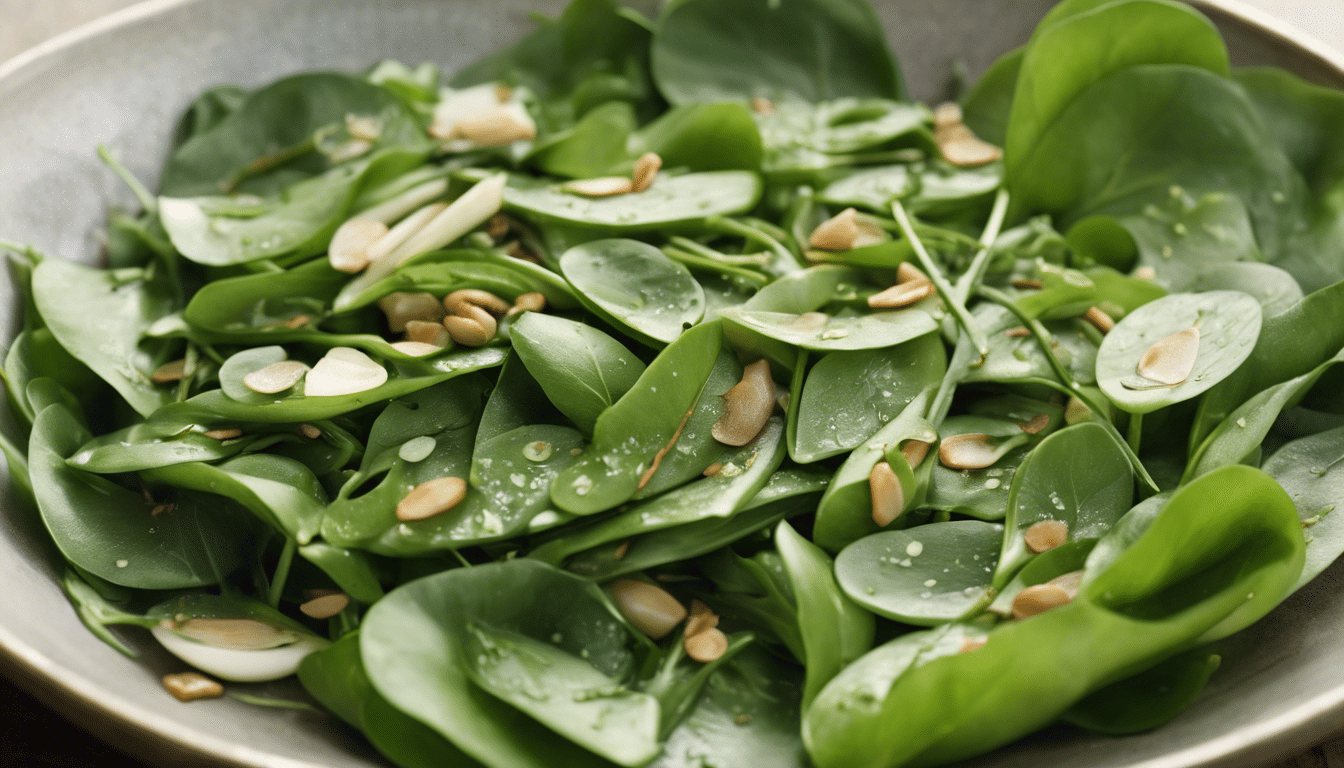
(892, 200), (989, 356)
(448, 548), (473, 569)
(267, 538), (297, 608)
(663, 247), (770, 288)
(976, 285), (1076, 386)
(174, 344), (199, 403)
(220, 131), (323, 194)
(1127, 412), (1143, 455)
(704, 216), (803, 275)
(954, 187), (1011, 303)
(97, 145), (158, 213)
(669, 237), (771, 266)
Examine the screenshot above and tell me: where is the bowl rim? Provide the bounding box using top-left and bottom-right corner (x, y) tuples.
(1, 1), (1343, 766)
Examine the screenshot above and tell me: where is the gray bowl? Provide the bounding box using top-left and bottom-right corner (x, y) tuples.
(1, 1), (1342, 766)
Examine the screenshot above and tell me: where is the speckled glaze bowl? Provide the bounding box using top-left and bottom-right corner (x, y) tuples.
(2, 1), (1343, 766)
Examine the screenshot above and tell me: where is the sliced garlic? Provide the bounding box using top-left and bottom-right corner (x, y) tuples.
(304, 347), (388, 397)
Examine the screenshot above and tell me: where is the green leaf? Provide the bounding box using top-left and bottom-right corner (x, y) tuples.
(720, 306), (936, 354)
(1261, 425), (1344, 592)
(630, 102), (764, 171)
(1063, 647), (1220, 735)
(510, 313), (646, 434)
(501, 170), (762, 231)
(559, 238), (706, 346)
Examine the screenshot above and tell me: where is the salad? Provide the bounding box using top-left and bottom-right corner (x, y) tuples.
(3, 0), (1343, 765)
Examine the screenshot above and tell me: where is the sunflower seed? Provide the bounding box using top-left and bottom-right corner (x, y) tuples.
(684, 627), (729, 662)
(396, 476), (468, 522)
(632, 152), (662, 193)
(605, 579), (687, 640)
(869, 461), (906, 527)
(299, 592), (351, 620)
(1023, 520), (1069, 553)
(712, 359), (776, 446)
(1011, 583), (1072, 619)
(938, 433), (1000, 470)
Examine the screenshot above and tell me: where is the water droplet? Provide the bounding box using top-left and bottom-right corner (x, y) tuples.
(906, 541), (923, 557)
(523, 441), (552, 462)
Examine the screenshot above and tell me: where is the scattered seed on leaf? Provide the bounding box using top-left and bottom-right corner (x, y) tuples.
(869, 461), (906, 527)
(939, 433), (999, 470)
(1135, 326), (1200, 386)
(604, 579), (686, 640)
(300, 592), (350, 619)
(684, 626), (729, 662)
(151, 359), (188, 383)
(1023, 520), (1069, 553)
(328, 218), (389, 273)
(242, 360), (309, 394)
(396, 476), (468, 522)
(712, 359), (776, 446)
(632, 153), (662, 193)
(1011, 583), (1072, 619)
(564, 177), (635, 197)
(304, 347), (388, 397)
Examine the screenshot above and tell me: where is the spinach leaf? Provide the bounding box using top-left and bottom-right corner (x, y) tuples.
(501, 170), (762, 231)
(1262, 425), (1344, 592)
(510, 312), (646, 434)
(559, 238), (706, 346)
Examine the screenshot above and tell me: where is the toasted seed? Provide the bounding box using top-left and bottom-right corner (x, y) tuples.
(508, 291), (547, 317)
(685, 627), (729, 663)
(304, 347), (389, 397)
(868, 280), (935, 309)
(203, 428), (243, 440)
(444, 311), (497, 347)
(869, 461), (906, 527)
(613, 540), (631, 560)
(162, 672), (223, 702)
(1005, 326), (1031, 338)
(750, 96), (775, 115)
(1010, 278), (1044, 290)
(1083, 306), (1115, 334)
(151, 359), (189, 383)
(1137, 326), (1200, 385)
(1049, 569), (1085, 600)
(389, 341), (443, 357)
(300, 592), (351, 620)
(632, 152), (663, 193)
(605, 579), (687, 640)
(564, 176), (635, 197)
(444, 288), (511, 317)
(378, 291), (444, 332)
(326, 138), (374, 163)
(485, 213), (511, 240)
(936, 124), (1003, 167)
(808, 208), (861, 251)
(150, 503), (173, 517)
(712, 359), (777, 446)
(242, 360), (309, 394)
(901, 439), (931, 469)
(959, 637), (988, 654)
(1023, 520), (1069, 553)
(282, 314), (312, 330)
(896, 262), (929, 285)
(405, 320), (452, 348)
(365, 202), (449, 264)
(396, 476), (468, 521)
(932, 102), (964, 130)
(1011, 583), (1072, 619)
(167, 618), (295, 650)
(1064, 397), (1092, 425)
(454, 103), (538, 146)
(299, 424), (322, 439)
(1134, 266), (1158, 281)
(1019, 413), (1050, 435)
(345, 113), (383, 142)
(938, 433), (1000, 469)
(328, 218), (389, 273)
(685, 600), (718, 639)
(703, 462), (723, 477)
(428, 82), (507, 140)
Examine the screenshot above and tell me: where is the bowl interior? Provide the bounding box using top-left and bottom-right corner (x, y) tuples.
(0, 1), (1342, 766)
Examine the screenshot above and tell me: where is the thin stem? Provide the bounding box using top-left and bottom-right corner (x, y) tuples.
(954, 187), (1011, 303)
(174, 343), (199, 403)
(663, 247), (770, 289)
(891, 200), (989, 356)
(1127, 412), (1143, 455)
(448, 548), (473, 569)
(976, 285), (1075, 387)
(669, 237), (771, 266)
(703, 216), (802, 275)
(267, 537), (297, 608)
(220, 130), (326, 193)
(97, 145), (158, 213)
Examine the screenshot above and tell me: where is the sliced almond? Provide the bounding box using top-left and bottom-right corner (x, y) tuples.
(712, 359), (776, 446)
(1019, 414), (1050, 435)
(429, 83), (507, 140)
(328, 218), (389, 273)
(868, 280), (935, 309)
(1136, 326), (1200, 385)
(299, 593), (351, 620)
(299, 424), (322, 439)
(750, 97), (775, 116)
(869, 461), (906, 527)
(304, 347), (388, 397)
(932, 102), (964, 131)
(203, 428), (243, 440)
(443, 288), (511, 317)
(405, 320), (452, 348)
(938, 433), (1001, 470)
(364, 174), (506, 284)
(151, 359), (189, 384)
(390, 341), (443, 357)
(358, 178), (450, 227)
(242, 360), (309, 394)
(605, 579), (687, 640)
(958, 636), (988, 654)
(564, 176), (635, 197)
(378, 291), (445, 333)
(1064, 396), (1092, 425)
(364, 202), (449, 265)
(632, 152), (662, 193)
(1023, 520), (1069, 553)
(684, 599), (719, 639)
(454, 102), (537, 146)
(162, 672), (224, 702)
(396, 476), (468, 521)
(444, 309), (497, 347)
(1083, 306), (1115, 334)
(1011, 583), (1072, 619)
(808, 208), (868, 251)
(684, 627), (729, 662)
(900, 439), (931, 469)
(896, 262), (929, 285)
(1005, 326), (1031, 338)
(936, 124), (1003, 167)
(167, 618), (296, 651)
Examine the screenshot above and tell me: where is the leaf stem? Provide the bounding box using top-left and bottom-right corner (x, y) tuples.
(267, 537), (297, 608)
(97, 145), (158, 214)
(220, 131), (323, 194)
(954, 187), (1011, 303)
(891, 200), (989, 356)
(1127, 412), (1144, 455)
